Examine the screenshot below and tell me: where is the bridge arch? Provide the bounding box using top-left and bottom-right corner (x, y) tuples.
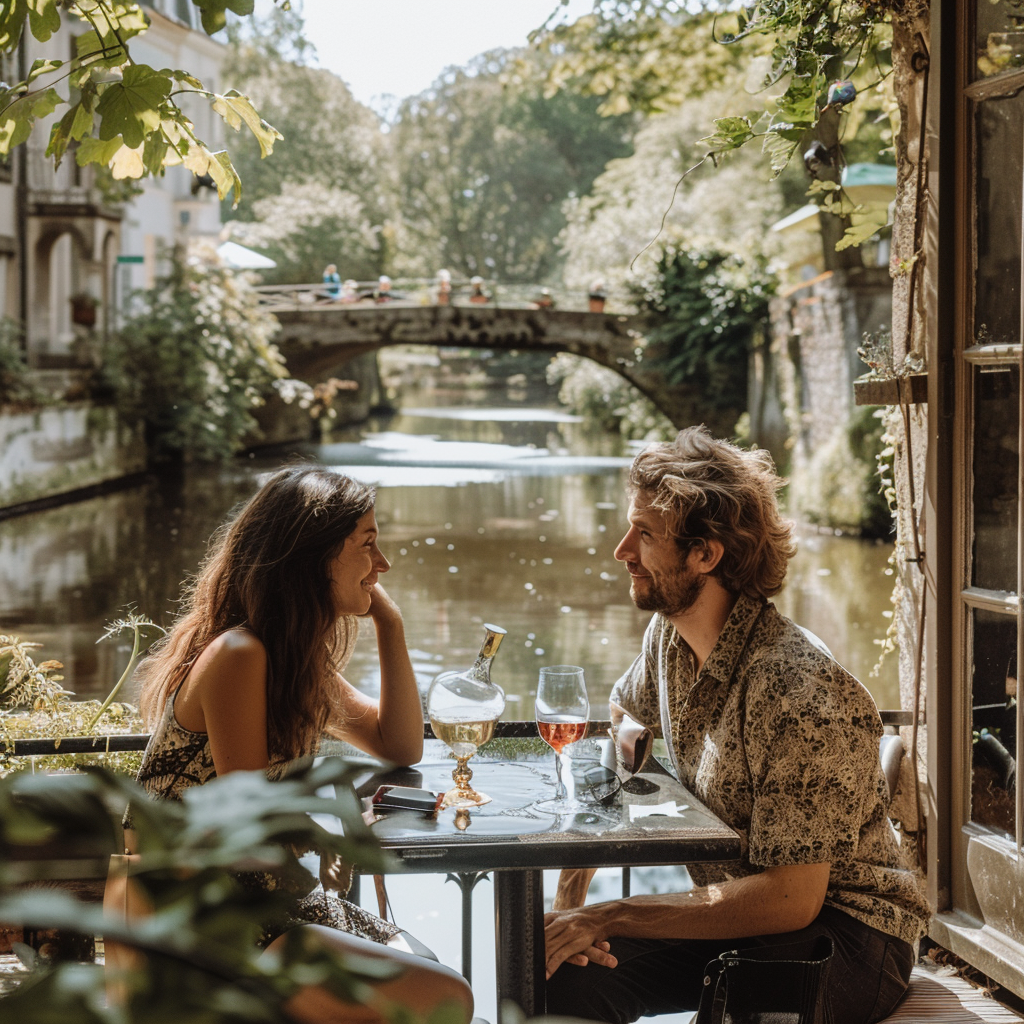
(269, 304), (740, 437)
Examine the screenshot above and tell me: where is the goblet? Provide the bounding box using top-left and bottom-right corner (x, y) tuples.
(426, 625), (506, 808)
(534, 665), (590, 814)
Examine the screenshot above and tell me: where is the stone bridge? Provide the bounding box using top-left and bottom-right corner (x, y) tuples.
(270, 303), (738, 434)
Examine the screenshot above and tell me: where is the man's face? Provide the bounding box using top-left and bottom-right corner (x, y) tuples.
(614, 497), (705, 616)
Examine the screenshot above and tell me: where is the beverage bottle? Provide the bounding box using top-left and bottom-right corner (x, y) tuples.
(427, 624), (507, 758)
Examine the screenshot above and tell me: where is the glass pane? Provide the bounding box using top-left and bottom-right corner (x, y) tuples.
(970, 608), (1017, 837)
(976, 2), (1024, 78)
(974, 94), (1023, 347)
(971, 365), (1019, 591)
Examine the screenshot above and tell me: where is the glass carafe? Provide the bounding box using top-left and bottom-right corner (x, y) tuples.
(427, 623), (506, 808)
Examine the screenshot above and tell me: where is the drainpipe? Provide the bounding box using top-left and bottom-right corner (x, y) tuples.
(15, 36), (29, 355)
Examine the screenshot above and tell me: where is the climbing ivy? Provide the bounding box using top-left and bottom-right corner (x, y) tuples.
(536, 1), (903, 250)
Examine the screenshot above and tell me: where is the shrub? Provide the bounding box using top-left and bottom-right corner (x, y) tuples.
(632, 244), (774, 411)
(108, 253), (288, 462)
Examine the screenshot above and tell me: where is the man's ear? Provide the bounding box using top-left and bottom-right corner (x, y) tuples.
(691, 538), (725, 575)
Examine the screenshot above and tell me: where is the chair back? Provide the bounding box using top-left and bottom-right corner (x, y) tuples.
(879, 733), (905, 806)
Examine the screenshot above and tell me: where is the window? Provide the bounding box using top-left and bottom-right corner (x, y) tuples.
(939, 0), (1024, 982)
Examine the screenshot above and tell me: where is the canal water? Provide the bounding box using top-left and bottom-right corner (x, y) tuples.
(0, 379), (899, 1019)
(0, 382), (898, 711)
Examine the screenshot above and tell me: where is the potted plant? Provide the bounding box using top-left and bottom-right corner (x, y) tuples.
(69, 293), (99, 328)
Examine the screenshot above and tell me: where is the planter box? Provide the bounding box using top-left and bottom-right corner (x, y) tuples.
(0, 403), (146, 511)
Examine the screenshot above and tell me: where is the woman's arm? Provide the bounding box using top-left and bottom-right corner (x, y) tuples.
(328, 584), (423, 766)
(174, 629), (271, 775)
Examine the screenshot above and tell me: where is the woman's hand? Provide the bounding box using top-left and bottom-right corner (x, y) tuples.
(366, 583), (402, 625)
(328, 583), (423, 766)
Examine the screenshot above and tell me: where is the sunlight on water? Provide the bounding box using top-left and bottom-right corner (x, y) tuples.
(0, 391), (898, 712)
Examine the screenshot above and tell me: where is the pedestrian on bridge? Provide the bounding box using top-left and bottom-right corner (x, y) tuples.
(322, 264), (341, 300)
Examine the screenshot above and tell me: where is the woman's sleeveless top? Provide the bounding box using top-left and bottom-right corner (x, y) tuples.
(127, 688), (399, 947)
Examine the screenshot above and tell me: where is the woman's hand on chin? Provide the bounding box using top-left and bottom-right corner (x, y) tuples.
(366, 583), (403, 626)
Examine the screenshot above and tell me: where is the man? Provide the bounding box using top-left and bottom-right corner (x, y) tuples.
(544, 427), (928, 1024)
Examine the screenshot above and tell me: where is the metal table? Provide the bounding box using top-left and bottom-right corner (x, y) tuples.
(352, 740), (741, 1016)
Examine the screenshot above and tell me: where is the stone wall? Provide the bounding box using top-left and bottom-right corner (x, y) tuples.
(0, 403), (145, 510)
(769, 266), (893, 533)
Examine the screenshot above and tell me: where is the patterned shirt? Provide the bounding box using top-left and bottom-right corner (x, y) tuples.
(610, 594), (929, 946)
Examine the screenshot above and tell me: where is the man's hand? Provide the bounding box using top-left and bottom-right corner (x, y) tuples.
(544, 906), (618, 979)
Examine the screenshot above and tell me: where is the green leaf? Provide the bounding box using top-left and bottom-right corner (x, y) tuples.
(190, 0), (255, 35)
(761, 129), (798, 176)
(165, 68), (204, 90)
(0, 87), (61, 156)
(27, 58), (62, 84)
(26, 0), (60, 43)
(110, 143), (146, 179)
(699, 115), (755, 155)
(96, 65), (172, 148)
(75, 134), (126, 167)
(0, 2), (29, 50)
(836, 211), (889, 251)
(75, 28), (127, 67)
(211, 90), (282, 158)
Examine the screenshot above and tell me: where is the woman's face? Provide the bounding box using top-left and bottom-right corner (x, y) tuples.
(329, 509), (390, 616)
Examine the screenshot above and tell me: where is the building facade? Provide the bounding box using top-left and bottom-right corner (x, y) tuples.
(0, 1), (224, 367)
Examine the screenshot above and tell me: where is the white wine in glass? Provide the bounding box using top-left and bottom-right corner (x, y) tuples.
(535, 665), (589, 814)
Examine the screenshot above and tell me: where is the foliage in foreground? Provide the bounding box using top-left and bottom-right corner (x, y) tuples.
(536, 1), (901, 254)
(0, 0), (287, 203)
(106, 251), (289, 462)
(0, 761), (423, 1023)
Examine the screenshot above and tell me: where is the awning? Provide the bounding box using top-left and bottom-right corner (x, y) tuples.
(216, 241), (277, 270)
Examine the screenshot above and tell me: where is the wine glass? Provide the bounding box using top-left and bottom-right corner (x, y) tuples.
(535, 665), (590, 814)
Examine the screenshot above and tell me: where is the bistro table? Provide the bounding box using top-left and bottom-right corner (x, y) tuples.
(348, 736), (741, 1016)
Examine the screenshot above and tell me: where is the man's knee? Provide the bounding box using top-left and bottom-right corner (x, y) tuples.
(545, 962), (638, 1024)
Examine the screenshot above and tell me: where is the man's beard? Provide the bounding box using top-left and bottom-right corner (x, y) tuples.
(631, 564), (706, 616)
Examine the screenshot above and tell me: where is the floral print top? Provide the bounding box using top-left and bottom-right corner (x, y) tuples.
(125, 687), (399, 947)
(610, 594), (929, 946)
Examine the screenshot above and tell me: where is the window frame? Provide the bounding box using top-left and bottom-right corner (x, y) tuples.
(931, 0), (1024, 989)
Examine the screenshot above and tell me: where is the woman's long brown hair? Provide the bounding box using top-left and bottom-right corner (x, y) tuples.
(137, 467), (376, 761)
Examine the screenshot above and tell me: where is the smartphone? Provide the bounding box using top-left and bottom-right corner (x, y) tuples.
(371, 785), (443, 814)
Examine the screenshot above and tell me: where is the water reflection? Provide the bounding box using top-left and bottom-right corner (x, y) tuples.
(0, 392), (898, 711)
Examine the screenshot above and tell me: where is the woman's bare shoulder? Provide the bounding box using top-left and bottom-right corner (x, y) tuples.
(192, 629), (267, 694)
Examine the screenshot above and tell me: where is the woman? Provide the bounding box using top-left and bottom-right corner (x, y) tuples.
(129, 466), (472, 1023)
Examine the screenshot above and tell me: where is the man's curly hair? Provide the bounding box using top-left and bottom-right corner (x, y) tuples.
(628, 426), (796, 599)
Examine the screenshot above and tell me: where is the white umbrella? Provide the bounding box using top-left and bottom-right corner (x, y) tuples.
(216, 241), (277, 270)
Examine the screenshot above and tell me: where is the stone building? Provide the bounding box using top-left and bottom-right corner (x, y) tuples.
(0, 3), (226, 508)
(0, 1), (225, 368)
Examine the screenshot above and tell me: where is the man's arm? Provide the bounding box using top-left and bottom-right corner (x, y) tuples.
(544, 861), (830, 978)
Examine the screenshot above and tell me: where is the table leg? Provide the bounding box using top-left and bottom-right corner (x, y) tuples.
(493, 868), (545, 1016)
